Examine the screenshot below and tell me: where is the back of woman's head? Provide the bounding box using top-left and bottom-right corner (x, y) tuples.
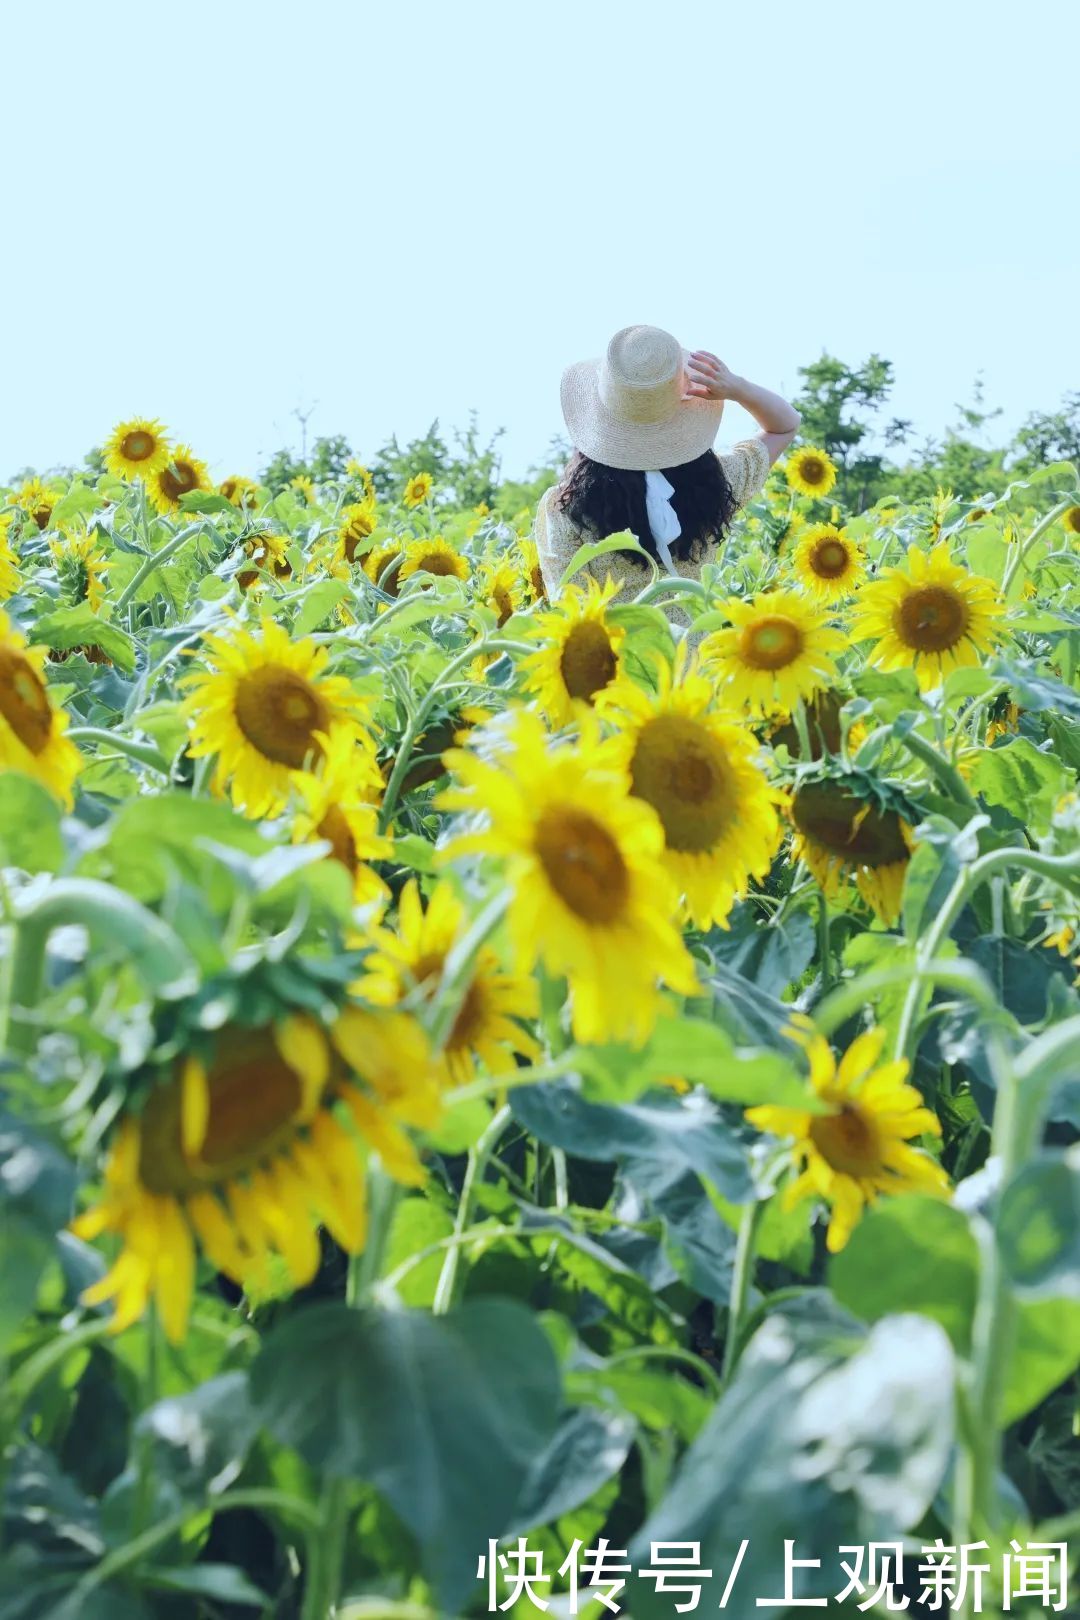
(555, 449), (738, 563)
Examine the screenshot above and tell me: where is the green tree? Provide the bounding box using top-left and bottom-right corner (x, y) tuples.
(793, 353), (911, 510)
(1012, 391), (1080, 470)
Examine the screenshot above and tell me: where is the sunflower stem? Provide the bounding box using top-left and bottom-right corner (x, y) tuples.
(816, 889), (833, 994)
(66, 726), (170, 775)
(115, 522), (204, 615)
(1001, 497), (1076, 596)
(432, 1104), (511, 1315)
(720, 1193), (766, 1388)
(893, 846), (1080, 1065)
(899, 728), (980, 813)
(1, 916), (47, 1060)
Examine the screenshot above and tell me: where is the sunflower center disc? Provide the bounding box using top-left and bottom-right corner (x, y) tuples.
(139, 1033), (306, 1195)
(792, 781), (909, 867)
(160, 462), (198, 502)
(535, 806), (629, 924)
(898, 585), (969, 652)
(809, 1102), (879, 1176)
(630, 714), (733, 853)
(559, 621), (617, 702)
(800, 457), (825, 485)
(417, 553), (458, 577)
(121, 430), (155, 462)
(741, 616), (804, 671)
(234, 665), (330, 767)
(812, 540), (848, 578)
(0, 650), (53, 754)
(493, 587), (513, 627)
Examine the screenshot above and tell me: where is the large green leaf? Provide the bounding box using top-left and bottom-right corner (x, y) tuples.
(631, 1306), (953, 1614)
(29, 603), (136, 674)
(251, 1299), (560, 1606)
(511, 1081), (751, 1202)
(0, 775), (63, 873)
(506, 1406), (635, 1536)
(967, 737), (1073, 835)
(133, 1372), (258, 1499)
(998, 1152), (1080, 1298)
(574, 1018), (812, 1110)
(829, 1197), (978, 1353)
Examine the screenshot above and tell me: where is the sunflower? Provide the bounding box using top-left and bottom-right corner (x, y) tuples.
(785, 447), (837, 500)
(479, 558), (525, 627)
(520, 576), (625, 724)
(292, 727), (389, 906)
(790, 770), (915, 924)
(0, 520), (19, 599)
(361, 879), (539, 1083)
(600, 650), (783, 929)
(700, 588), (845, 717)
(70, 1004), (440, 1342)
(517, 538), (547, 602)
(103, 417), (171, 483)
(15, 479), (59, 532)
(1062, 506), (1080, 539)
(985, 695), (1020, 747)
(181, 617), (375, 818)
(438, 708), (697, 1044)
(0, 610), (82, 806)
(337, 500), (378, 563)
(766, 687), (863, 761)
(362, 541), (404, 596)
(220, 476), (261, 510)
(791, 523), (865, 601)
(397, 536), (470, 585)
(746, 1023), (949, 1252)
(346, 461), (376, 500)
(50, 532), (110, 613)
(235, 529), (291, 591)
(849, 541), (1005, 690)
(290, 475), (316, 505)
(149, 445), (212, 515)
(403, 472), (433, 508)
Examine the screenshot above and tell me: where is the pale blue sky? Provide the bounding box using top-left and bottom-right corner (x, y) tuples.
(4, 0), (1078, 483)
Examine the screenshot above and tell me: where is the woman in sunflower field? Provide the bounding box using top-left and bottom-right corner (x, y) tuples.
(533, 324), (801, 600)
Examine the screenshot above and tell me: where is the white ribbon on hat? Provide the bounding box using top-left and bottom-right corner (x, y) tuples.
(644, 470), (681, 574)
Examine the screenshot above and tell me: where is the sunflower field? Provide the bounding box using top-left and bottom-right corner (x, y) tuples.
(2, 421), (1080, 1619)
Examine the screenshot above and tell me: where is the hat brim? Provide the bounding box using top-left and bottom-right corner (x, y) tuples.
(560, 356), (724, 472)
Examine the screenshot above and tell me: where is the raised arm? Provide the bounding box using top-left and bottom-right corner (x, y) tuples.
(685, 352), (801, 465)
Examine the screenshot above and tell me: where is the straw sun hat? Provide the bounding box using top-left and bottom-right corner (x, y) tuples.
(559, 324), (724, 472)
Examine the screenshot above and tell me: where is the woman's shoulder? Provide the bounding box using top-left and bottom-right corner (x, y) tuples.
(717, 437), (771, 507)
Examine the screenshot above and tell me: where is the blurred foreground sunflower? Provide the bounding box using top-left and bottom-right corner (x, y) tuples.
(71, 1005), (439, 1342)
(521, 576), (625, 723)
(850, 541), (1005, 689)
(600, 650), (783, 929)
(0, 610), (82, 805)
(361, 878), (539, 1082)
(791, 523), (865, 601)
(747, 1023), (949, 1252)
(701, 587), (844, 716)
(181, 618), (376, 817)
(103, 417), (171, 482)
(790, 767), (916, 924)
(438, 709), (697, 1043)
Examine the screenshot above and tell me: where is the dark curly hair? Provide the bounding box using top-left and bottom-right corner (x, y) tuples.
(555, 449), (738, 565)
